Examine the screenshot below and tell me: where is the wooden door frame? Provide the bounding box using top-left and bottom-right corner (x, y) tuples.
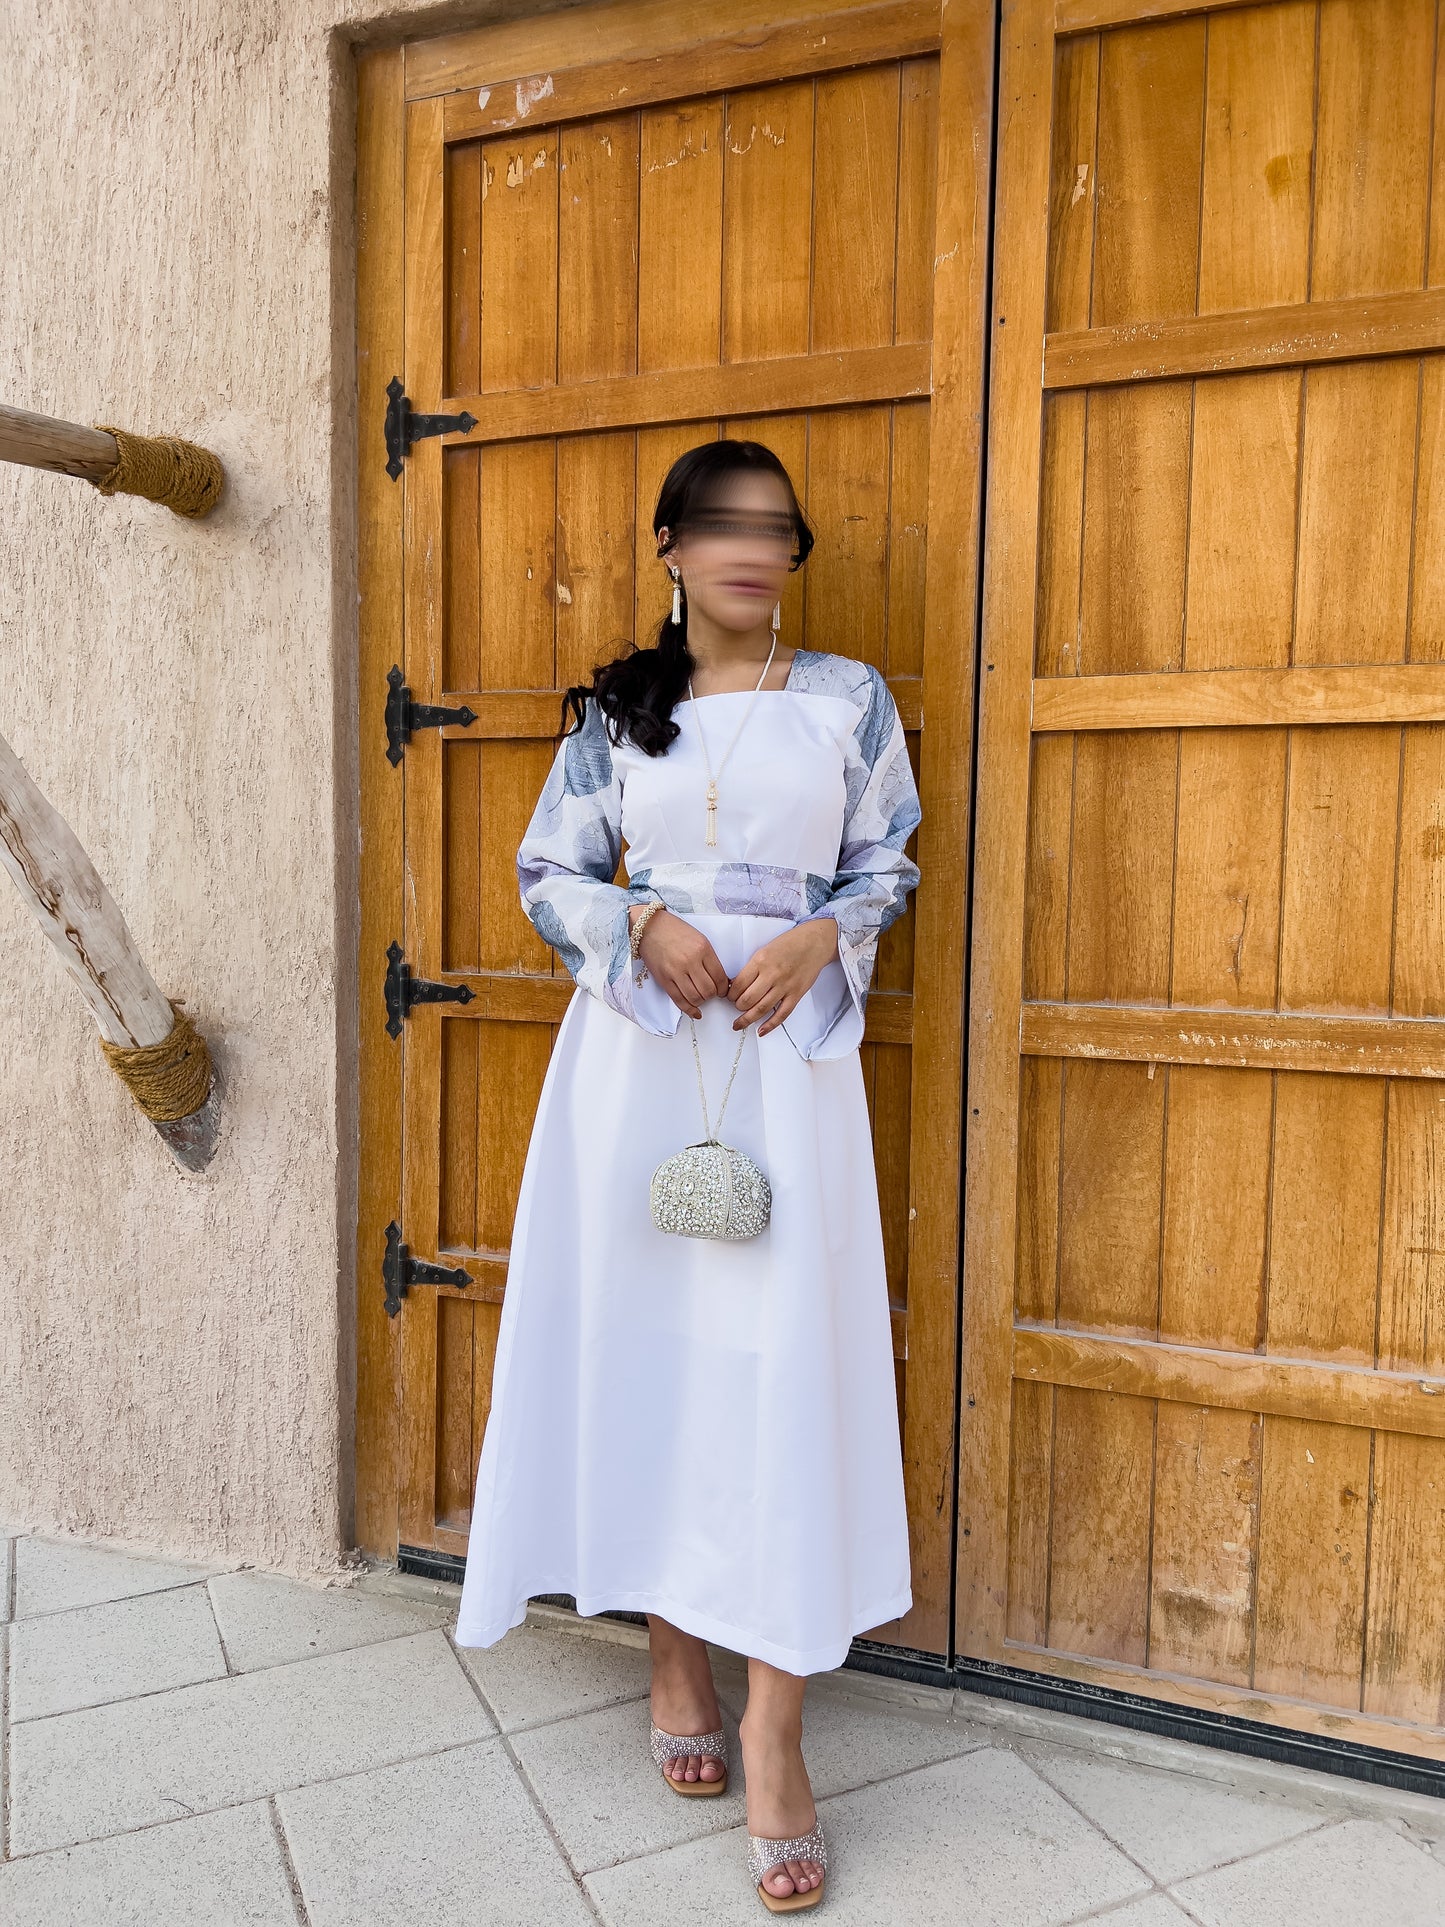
(355, 40), (407, 1560)
(352, 0), (996, 1663)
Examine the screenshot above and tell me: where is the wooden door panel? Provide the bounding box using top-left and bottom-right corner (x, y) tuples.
(970, 0), (1445, 1759)
(377, 0), (993, 1660)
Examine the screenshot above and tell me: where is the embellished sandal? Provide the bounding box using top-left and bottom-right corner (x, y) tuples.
(748, 1815), (828, 1912)
(649, 1719), (730, 1797)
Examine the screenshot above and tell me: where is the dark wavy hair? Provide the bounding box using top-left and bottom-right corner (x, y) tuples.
(557, 439), (815, 756)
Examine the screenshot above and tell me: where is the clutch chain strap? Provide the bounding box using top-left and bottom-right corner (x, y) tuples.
(689, 1016), (748, 1140)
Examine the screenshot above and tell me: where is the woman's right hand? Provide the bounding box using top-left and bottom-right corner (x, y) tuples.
(631, 904), (730, 1018)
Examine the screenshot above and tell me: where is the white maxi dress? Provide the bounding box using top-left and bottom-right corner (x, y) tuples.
(453, 647), (923, 1675)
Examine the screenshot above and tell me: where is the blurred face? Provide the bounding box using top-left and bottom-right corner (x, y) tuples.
(657, 470), (796, 633)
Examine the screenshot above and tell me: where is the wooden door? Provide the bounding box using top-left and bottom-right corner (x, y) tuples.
(355, 0), (993, 1660)
(968, 0), (1445, 1756)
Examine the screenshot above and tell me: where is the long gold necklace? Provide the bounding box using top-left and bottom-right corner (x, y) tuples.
(687, 636), (778, 847)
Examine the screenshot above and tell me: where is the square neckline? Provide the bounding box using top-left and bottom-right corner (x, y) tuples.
(676, 646), (809, 705)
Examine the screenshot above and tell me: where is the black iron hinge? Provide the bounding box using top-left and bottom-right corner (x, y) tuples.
(384, 376), (477, 479)
(383, 1220), (473, 1318)
(384, 940), (474, 1038)
(385, 665), (478, 766)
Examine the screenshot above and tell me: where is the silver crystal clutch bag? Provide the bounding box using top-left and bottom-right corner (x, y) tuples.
(650, 1015), (771, 1241)
(651, 1137), (771, 1240)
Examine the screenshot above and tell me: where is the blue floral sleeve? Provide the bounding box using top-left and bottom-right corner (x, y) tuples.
(515, 697), (678, 1033)
(788, 664), (922, 1058)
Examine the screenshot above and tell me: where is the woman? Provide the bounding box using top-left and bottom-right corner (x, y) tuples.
(454, 438), (922, 1912)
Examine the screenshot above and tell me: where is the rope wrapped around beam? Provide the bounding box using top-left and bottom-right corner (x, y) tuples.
(88, 424), (224, 518)
(99, 998), (213, 1121)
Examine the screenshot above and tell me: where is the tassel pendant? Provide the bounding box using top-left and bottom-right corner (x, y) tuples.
(705, 780), (718, 846)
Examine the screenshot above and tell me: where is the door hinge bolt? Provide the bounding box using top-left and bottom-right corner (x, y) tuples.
(384, 940), (474, 1037)
(383, 1220), (473, 1317)
(384, 376), (477, 478)
(385, 665), (478, 765)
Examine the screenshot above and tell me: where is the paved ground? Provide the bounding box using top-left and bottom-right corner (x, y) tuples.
(1, 1527), (1442, 1923)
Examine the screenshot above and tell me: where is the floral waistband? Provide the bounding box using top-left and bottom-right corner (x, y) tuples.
(627, 861), (835, 922)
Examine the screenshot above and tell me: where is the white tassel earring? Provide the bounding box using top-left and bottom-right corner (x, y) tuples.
(671, 567), (683, 626)
(771, 599), (781, 632)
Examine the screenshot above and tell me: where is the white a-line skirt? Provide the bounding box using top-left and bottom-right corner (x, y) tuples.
(452, 908), (913, 1675)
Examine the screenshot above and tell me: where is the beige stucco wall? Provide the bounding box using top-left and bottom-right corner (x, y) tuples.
(0, 0), (579, 1576)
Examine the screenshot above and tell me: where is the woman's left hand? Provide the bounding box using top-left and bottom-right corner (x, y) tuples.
(728, 917), (840, 1035)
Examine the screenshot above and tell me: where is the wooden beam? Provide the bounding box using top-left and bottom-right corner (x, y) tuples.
(1031, 665), (1445, 733)
(0, 731), (218, 1168)
(1014, 1324), (1445, 1441)
(436, 343), (931, 446)
(441, 970), (915, 1042)
(430, 674), (922, 738)
(408, 0), (940, 99)
(1021, 1001), (1445, 1079)
(1044, 289), (1445, 390)
(438, 1), (941, 138)
(0, 403), (118, 481)
(991, 1641), (1445, 1766)
(1057, 0), (1276, 34)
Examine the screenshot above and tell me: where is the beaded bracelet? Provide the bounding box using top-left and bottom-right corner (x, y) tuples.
(629, 898), (666, 983)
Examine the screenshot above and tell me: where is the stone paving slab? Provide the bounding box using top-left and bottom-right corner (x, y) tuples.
(4, 1532), (1444, 1925)
(207, 1567), (454, 1672)
(1015, 1734), (1324, 1884)
(9, 1626), (494, 1855)
(10, 1582), (227, 1721)
(14, 1536), (223, 1617)
(586, 1745), (1155, 1926)
(456, 1619), (656, 1731)
(278, 1737), (595, 1926)
(0, 1801), (301, 1925)
(719, 1668), (994, 1796)
(1172, 1814), (1445, 1927)
(512, 1692), (751, 1871)
(1094, 1898), (1197, 1924)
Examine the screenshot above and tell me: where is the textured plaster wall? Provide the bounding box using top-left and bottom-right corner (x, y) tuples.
(0, 0), (578, 1575)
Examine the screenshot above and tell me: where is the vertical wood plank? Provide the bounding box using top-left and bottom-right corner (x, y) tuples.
(811, 64), (901, 352)
(905, 0), (994, 1654)
(1409, 360), (1445, 660)
(1058, 1061), (1164, 1338)
(1160, 1065), (1270, 1353)
(1278, 725), (1401, 1013)
(960, 0), (1054, 1652)
(1148, 1403), (1259, 1687)
(1016, 1055), (1062, 1323)
(1362, 1431), (1445, 1724)
(1311, 0), (1435, 302)
(894, 57), (940, 344)
(1091, 17), (1206, 327)
(1047, 1387), (1154, 1664)
(556, 431), (637, 696)
(638, 100), (724, 373)
(804, 407), (892, 668)
(1196, 0), (1315, 315)
(1171, 728), (1286, 1010)
(722, 79), (815, 363)
(1378, 1079), (1445, 1377)
(1183, 375), (1300, 671)
(1295, 362), (1421, 668)
(355, 43), (408, 1556)
(558, 111), (640, 385)
(1254, 1414), (1371, 1709)
(1392, 725), (1445, 1018)
(398, 93), (449, 1548)
(480, 128), (559, 389)
(1067, 730), (1176, 1003)
(1266, 1073), (1385, 1366)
